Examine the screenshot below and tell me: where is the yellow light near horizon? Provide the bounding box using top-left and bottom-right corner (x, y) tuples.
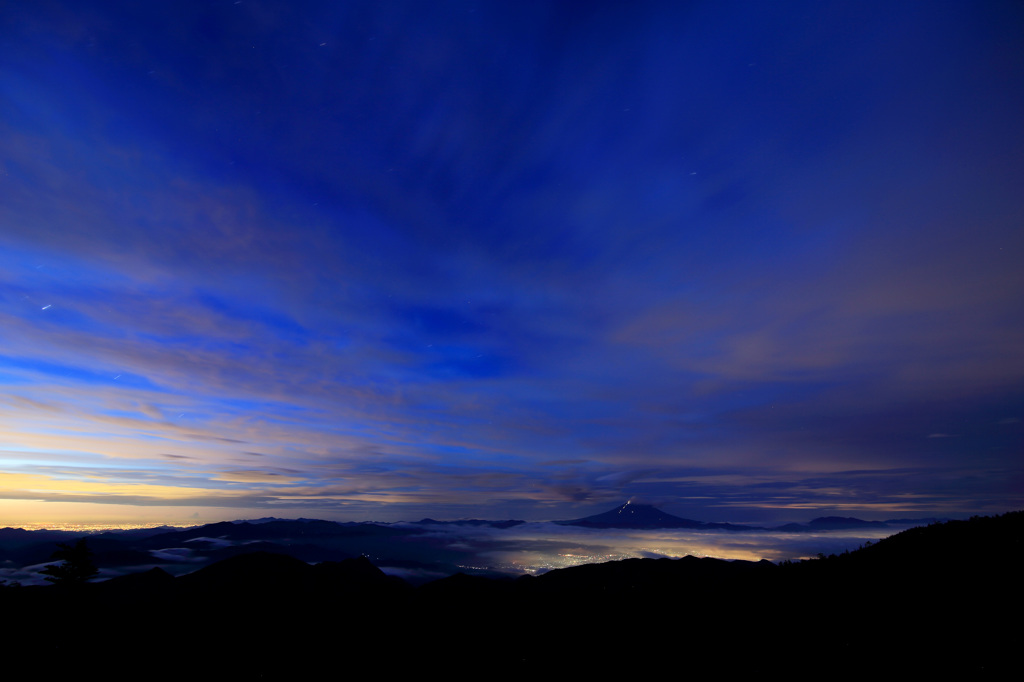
(0, 471), (218, 500)
(0, 498), (241, 529)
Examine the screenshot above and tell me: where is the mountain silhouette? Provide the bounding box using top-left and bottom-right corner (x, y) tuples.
(1, 511), (1018, 675)
(557, 500), (758, 529)
(777, 515), (892, 531)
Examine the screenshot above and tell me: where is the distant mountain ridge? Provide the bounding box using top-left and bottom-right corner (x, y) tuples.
(2, 511), (1018, 675)
(412, 518), (525, 529)
(0, 504), (960, 585)
(1, 504), (940, 536)
(778, 516), (890, 531)
(556, 501), (762, 530)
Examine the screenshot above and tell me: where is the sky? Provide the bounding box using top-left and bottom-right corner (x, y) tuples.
(1, 0), (1022, 527)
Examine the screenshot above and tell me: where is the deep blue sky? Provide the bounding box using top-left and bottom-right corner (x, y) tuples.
(1, 0), (1021, 525)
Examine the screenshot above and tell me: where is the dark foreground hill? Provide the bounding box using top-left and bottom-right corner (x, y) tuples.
(2, 511), (1019, 676)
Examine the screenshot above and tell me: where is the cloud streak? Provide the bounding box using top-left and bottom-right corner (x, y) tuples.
(0, 1), (1021, 524)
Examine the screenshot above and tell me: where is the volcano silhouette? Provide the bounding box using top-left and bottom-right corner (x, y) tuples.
(558, 501), (709, 529)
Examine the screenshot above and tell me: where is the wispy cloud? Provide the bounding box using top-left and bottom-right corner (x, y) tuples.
(0, 0), (1020, 523)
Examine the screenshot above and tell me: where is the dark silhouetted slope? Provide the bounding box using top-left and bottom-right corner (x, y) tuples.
(2, 512), (1018, 675)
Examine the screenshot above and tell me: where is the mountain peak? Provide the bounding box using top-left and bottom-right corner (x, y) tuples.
(557, 501), (707, 529)
(615, 500), (653, 514)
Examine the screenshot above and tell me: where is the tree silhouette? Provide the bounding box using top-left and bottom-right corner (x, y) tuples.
(40, 539), (98, 586)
